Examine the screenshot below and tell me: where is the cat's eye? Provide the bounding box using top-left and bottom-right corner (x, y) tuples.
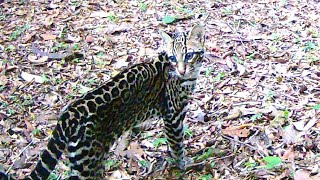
(185, 52), (194, 61)
(169, 56), (177, 62)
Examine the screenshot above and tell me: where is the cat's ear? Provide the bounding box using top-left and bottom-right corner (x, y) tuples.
(187, 24), (205, 44)
(159, 30), (173, 46)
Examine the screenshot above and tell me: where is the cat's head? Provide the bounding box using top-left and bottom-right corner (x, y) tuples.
(160, 25), (205, 79)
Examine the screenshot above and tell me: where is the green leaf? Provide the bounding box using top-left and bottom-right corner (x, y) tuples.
(42, 74), (50, 83)
(195, 148), (214, 161)
(105, 160), (118, 169)
(244, 160), (257, 168)
(200, 174), (212, 180)
(32, 129), (41, 136)
(205, 68), (212, 77)
(153, 138), (167, 149)
(303, 41), (317, 51)
(162, 15), (176, 24)
(251, 113), (262, 121)
(283, 110), (289, 119)
(313, 104), (320, 110)
(183, 125), (193, 137)
(138, 160), (150, 168)
(107, 14), (117, 22)
(210, 161), (215, 168)
(78, 84), (92, 94)
(73, 43), (80, 50)
(263, 156), (282, 169)
(48, 172), (58, 180)
(97, 52), (104, 57)
(139, 2), (148, 11)
(214, 72), (225, 82)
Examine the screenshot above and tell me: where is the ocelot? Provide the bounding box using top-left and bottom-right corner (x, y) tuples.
(0, 25), (205, 179)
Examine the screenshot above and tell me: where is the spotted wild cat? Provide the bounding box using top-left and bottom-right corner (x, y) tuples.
(0, 25), (205, 179)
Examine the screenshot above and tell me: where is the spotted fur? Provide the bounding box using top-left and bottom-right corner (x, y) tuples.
(0, 25), (205, 179)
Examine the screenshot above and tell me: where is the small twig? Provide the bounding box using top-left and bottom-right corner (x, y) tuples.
(246, 127), (261, 142)
(57, 173), (62, 180)
(74, 24), (110, 31)
(145, 160), (157, 176)
(6, 141), (33, 174)
(221, 134), (265, 157)
(221, 51), (242, 60)
(271, 50), (290, 58)
(213, 153), (235, 161)
(233, 101), (262, 107)
(185, 160), (206, 171)
(31, 43), (73, 60)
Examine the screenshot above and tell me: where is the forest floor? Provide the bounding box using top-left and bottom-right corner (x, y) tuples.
(0, 0), (320, 179)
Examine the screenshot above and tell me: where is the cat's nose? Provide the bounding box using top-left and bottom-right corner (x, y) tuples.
(178, 69), (185, 75)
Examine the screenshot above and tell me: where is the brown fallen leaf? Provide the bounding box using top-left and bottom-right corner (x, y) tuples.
(282, 125), (303, 144)
(109, 170), (131, 180)
(41, 33), (56, 40)
(316, 121), (320, 128)
(0, 75), (8, 86)
(20, 72), (44, 83)
(104, 23), (133, 35)
(43, 93), (59, 107)
(126, 141), (146, 160)
(23, 31), (36, 43)
(222, 126), (250, 138)
(293, 117), (318, 131)
(90, 11), (111, 18)
(282, 147), (295, 161)
(23, 128), (32, 142)
(294, 169), (315, 180)
(24, 119), (34, 132)
(0, 64), (18, 73)
(85, 35), (95, 43)
(12, 153), (28, 169)
(225, 108), (241, 120)
(269, 110), (288, 128)
(28, 54), (48, 64)
(114, 55), (130, 69)
(114, 131), (130, 157)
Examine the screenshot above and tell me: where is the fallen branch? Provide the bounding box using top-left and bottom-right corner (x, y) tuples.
(31, 43), (73, 60)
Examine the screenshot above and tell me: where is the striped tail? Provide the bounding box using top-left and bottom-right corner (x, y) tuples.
(0, 123), (66, 180)
(0, 172), (9, 180)
(28, 123), (67, 179)
(0, 122), (68, 180)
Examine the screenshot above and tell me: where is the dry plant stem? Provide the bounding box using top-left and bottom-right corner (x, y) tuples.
(31, 43), (73, 60)
(272, 50), (290, 58)
(213, 153), (235, 161)
(220, 134), (266, 157)
(185, 160), (206, 171)
(233, 101), (262, 107)
(226, 20), (246, 47)
(225, 35), (265, 41)
(74, 24), (111, 31)
(221, 51), (236, 59)
(6, 141), (33, 174)
(146, 156), (179, 177)
(145, 160), (157, 176)
(158, 160), (168, 175)
(14, 80), (35, 94)
(246, 127), (262, 143)
(296, 153), (320, 164)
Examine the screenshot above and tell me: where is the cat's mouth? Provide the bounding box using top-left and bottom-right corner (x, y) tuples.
(170, 63), (201, 80)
